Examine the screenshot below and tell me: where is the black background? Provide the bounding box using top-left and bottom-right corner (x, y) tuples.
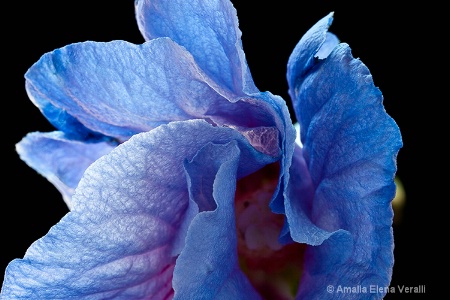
(3, 1), (437, 298)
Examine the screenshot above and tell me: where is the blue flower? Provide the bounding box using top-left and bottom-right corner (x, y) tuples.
(1, 0), (402, 299)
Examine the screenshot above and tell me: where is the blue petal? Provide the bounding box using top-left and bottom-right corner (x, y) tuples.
(135, 0), (258, 94)
(286, 12), (334, 106)
(316, 32), (340, 60)
(26, 39), (281, 143)
(286, 14), (402, 298)
(173, 141), (261, 299)
(16, 131), (116, 208)
(279, 145), (339, 246)
(25, 39), (227, 140)
(1, 120), (275, 299)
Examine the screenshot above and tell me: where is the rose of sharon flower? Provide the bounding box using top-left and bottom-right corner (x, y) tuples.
(1, 0), (402, 299)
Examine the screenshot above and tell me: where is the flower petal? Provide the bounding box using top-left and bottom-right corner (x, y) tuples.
(279, 145), (339, 246)
(286, 12), (334, 110)
(16, 131), (116, 208)
(135, 0), (257, 94)
(173, 141), (261, 299)
(286, 14), (402, 298)
(26, 39), (232, 141)
(26, 39), (280, 143)
(1, 120), (275, 298)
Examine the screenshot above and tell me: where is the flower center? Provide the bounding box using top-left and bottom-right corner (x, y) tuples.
(235, 163), (305, 299)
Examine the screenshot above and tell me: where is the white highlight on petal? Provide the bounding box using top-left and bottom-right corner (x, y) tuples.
(294, 122), (303, 147)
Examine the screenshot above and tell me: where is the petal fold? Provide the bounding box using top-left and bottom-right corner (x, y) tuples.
(173, 141), (261, 299)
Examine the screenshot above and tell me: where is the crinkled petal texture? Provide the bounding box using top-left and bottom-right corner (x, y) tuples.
(286, 13), (403, 299)
(1, 120), (276, 299)
(16, 132), (116, 208)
